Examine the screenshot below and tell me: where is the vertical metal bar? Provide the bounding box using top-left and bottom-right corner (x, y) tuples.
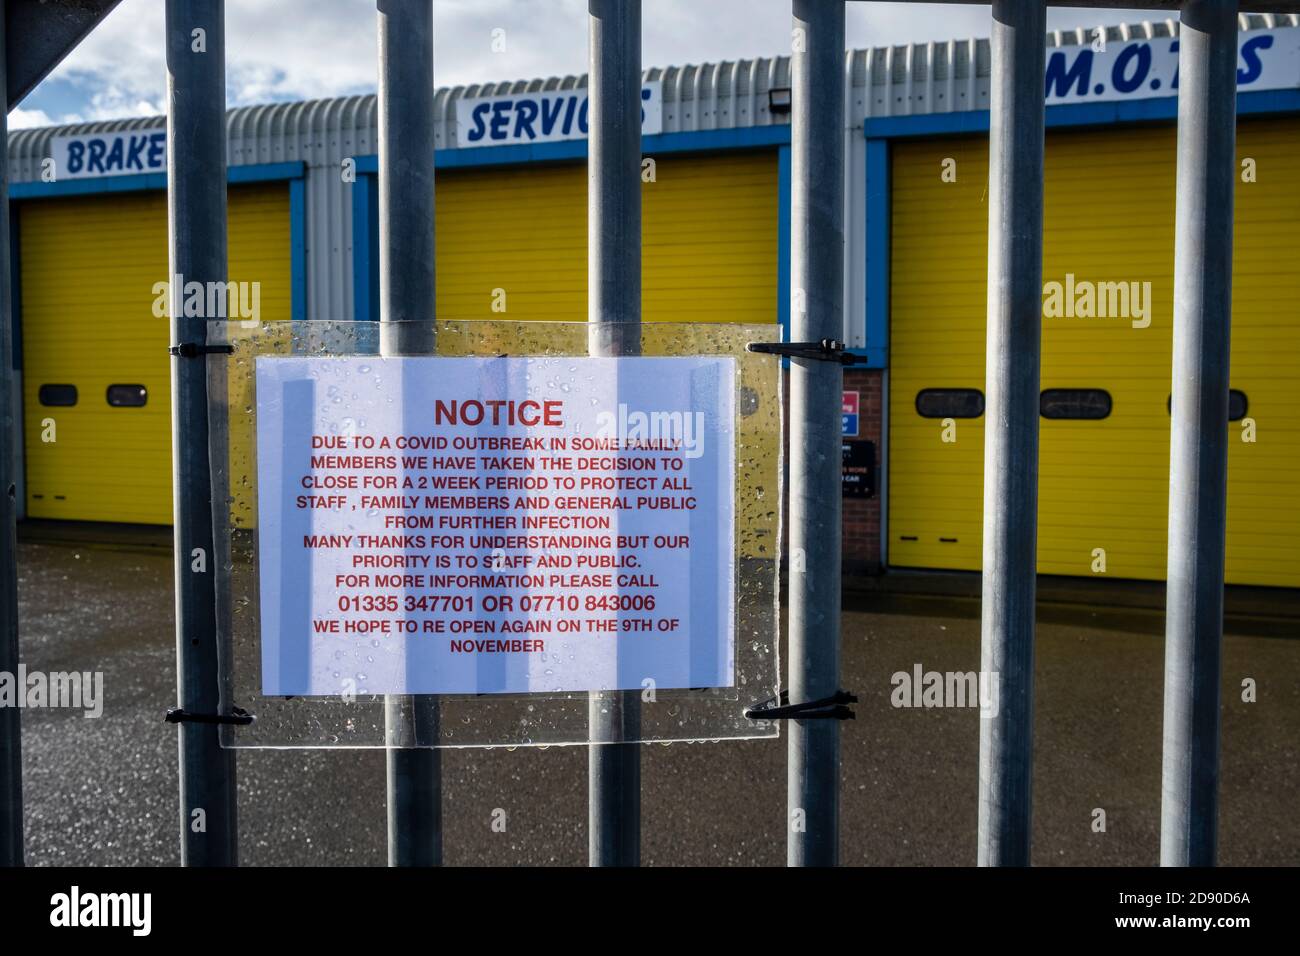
(166, 0), (237, 866)
(384, 694), (440, 866)
(587, 0), (641, 868)
(1161, 0), (1237, 869)
(0, 0), (24, 869)
(377, 0), (441, 867)
(977, 0), (1045, 868)
(788, 0), (844, 868)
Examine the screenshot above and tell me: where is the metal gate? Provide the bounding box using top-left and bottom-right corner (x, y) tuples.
(1, 0), (1286, 869)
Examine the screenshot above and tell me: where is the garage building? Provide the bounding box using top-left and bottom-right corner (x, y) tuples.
(6, 12), (1298, 586)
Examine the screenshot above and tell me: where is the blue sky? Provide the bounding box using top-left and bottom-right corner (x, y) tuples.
(12, 0), (1164, 129)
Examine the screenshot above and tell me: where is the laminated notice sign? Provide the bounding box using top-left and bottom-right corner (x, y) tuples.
(255, 355), (736, 697)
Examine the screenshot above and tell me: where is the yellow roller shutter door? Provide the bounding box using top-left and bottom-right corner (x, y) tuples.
(434, 150), (778, 323)
(432, 150), (780, 562)
(20, 181), (292, 525)
(888, 117), (1300, 587)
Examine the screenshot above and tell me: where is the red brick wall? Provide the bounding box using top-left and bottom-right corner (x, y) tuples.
(776, 367), (884, 578)
(842, 369), (883, 575)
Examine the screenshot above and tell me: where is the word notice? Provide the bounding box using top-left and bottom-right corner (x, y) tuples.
(256, 355), (736, 696)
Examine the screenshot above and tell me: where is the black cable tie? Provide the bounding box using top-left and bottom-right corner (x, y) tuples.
(170, 343), (235, 358)
(746, 338), (862, 365)
(165, 706), (254, 726)
(745, 689), (857, 721)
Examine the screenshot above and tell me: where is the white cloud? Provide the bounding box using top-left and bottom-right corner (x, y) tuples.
(9, 107), (61, 130)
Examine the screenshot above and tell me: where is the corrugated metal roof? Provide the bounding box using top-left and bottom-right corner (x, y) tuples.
(10, 12), (1296, 180)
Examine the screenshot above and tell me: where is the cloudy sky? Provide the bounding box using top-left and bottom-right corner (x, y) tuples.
(12, 0), (1165, 129)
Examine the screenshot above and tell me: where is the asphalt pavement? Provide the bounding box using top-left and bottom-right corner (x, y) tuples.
(12, 537), (1299, 866)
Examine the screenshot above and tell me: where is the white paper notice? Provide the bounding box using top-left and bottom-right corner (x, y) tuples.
(255, 355), (736, 696)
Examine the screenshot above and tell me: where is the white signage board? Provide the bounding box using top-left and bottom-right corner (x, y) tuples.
(455, 80), (662, 147)
(49, 129), (168, 180)
(1045, 28), (1298, 105)
(255, 355), (735, 697)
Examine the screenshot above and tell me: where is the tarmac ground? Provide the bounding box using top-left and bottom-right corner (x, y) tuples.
(11, 530), (1300, 866)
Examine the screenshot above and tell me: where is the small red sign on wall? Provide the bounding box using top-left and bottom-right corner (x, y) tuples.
(842, 391), (859, 437)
